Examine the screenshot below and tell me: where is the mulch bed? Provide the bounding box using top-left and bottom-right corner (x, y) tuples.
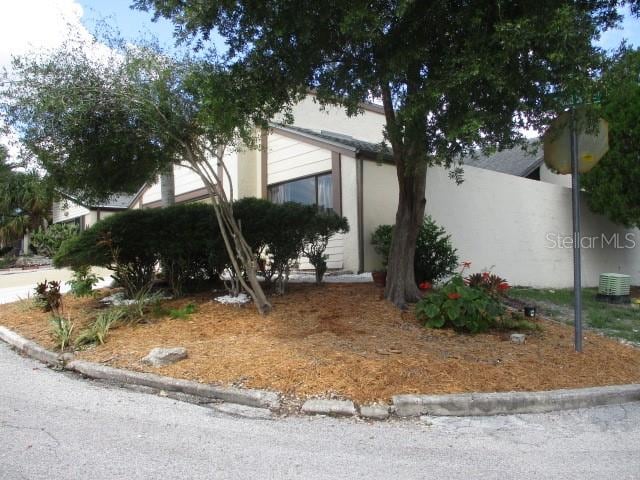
(1, 283), (639, 403)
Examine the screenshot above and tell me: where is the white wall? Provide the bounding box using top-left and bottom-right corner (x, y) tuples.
(274, 94), (387, 144)
(425, 166), (640, 287)
(52, 198), (90, 224)
(362, 163), (640, 287)
(540, 163), (572, 187)
(362, 161), (399, 272)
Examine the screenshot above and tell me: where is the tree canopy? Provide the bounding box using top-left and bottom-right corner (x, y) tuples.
(583, 48), (640, 227)
(135, 0), (630, 307)
(0, 35), (287, 313)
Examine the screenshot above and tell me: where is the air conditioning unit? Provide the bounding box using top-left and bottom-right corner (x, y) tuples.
(597, 273), (631, 304)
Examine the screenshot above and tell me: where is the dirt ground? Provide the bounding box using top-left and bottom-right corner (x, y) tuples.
(2, 283), (640, 403)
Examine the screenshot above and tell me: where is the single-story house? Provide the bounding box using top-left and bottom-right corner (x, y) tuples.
(53, 94), (640, 287)
(52, 192), (136, 231)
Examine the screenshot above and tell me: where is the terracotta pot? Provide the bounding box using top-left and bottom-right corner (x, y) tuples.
(371, 270), (387, 288)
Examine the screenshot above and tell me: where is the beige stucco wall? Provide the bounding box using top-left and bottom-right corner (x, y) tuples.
(274, 95), (386, 144)
(540, 162), (572, 187)
(235, 146), (260, 200)
(427, 166), (640, 287)
(362, 162), (640, 286)
(362, 161), (399, 272)
(340, 156), (361, 273)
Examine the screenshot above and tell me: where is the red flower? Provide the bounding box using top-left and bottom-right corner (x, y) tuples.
(482, 271), (490, 280)
(498, 282), (510, 292)
(419, 281), (432, 291)
(462, 261), (472, 268)
(447, 292), (462, 300)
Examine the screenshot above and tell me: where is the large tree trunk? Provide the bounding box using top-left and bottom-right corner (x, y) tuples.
(384, 162), (428, 308)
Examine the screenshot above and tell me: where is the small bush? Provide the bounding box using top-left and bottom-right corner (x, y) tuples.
(465, 272), (510, 297)
(302, 212), (349, 284)
(414, 217), (459, 284)
(49, 315), (74, 351)
(67, 265), (103, 297)
(415, 276), (504, 333)
(370, 225), (393, 270)
(169, 303), (198, 319)
(34, 280), (62, 315)
(494, 311), (542, 332)
(30, 223), (79, 258)
(371, 217), (458, 284)
(75, 308), (125, 347)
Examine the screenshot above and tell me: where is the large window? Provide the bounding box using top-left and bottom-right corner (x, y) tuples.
(268, 173), (333, 211)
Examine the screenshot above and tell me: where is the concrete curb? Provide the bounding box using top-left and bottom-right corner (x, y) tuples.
(0, 326), (63, 367)
(301, 399), (358, 417)
(393, 384), (640, 417)
(0, 326), (279, 411)
(66, 360), (280, 410)
(2, 325), (640, 418)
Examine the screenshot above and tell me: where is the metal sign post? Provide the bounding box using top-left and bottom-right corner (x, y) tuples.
(570, 108), (583, 353)
(544, 103), (608, 353)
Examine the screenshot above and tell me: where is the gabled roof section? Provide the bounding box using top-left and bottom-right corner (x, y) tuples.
(270, 123), (392, 162)
(58, 191), (137, 210)
(466, 140), (543, 177)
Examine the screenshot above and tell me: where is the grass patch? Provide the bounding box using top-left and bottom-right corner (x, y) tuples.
(509, 287), (640, 343)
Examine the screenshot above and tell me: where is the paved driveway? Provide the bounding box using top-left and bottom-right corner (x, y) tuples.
(1, 342), (639, 479)
(0, 267), (112, 304)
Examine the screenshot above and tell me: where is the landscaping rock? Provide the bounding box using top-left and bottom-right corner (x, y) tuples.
(359, 404), (390, 420)
(142, 347), (188, 367)
(301, 399), (357, 417)
(510, 334), (526, 344)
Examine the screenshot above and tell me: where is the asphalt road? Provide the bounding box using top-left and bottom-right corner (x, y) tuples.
(1, 342), (639, 480)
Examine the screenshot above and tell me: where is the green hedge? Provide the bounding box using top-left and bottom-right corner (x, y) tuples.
(55, 198), (349, 297)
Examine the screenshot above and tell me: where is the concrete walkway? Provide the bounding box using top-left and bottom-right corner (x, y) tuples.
(0, 267), (112, 304)
(1, 341), (639, 479)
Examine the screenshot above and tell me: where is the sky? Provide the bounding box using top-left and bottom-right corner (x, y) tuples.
(0, 0), (639, 150)
(2, 0), (639, 73)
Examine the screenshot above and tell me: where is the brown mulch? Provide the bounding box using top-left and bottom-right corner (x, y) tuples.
(1, 283), (640, 404)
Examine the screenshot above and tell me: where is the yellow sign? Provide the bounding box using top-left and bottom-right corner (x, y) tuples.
(543, 110), (609, 174)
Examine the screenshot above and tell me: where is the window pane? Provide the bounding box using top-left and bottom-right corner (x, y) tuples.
(317, 174), (333, 211)
(269, 176), (316, 205)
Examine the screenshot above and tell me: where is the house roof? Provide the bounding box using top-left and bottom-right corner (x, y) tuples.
(464, 140), (543, 177)
(58, 191), (136, 210)
(270, 124), (391, 161)
(273, 124), (542, 178)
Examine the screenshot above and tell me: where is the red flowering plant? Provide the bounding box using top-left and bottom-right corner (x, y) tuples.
(415, 261), (505, 333)
(465, 271), (510, 298)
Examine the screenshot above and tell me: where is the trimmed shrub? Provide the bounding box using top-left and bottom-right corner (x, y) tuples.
(155, 203), (226, 296)
(302, 212), (349, 284)
(30, 223), (79, 258)
(233, 198), (312, 290)
(414, 216), (459, 284)
(371, 216), (458, 284)
(55, 210), (160, 298)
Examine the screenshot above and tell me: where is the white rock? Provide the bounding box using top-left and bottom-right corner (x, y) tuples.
(142, 347), (188, 367)
(510, 334), (526, 344)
